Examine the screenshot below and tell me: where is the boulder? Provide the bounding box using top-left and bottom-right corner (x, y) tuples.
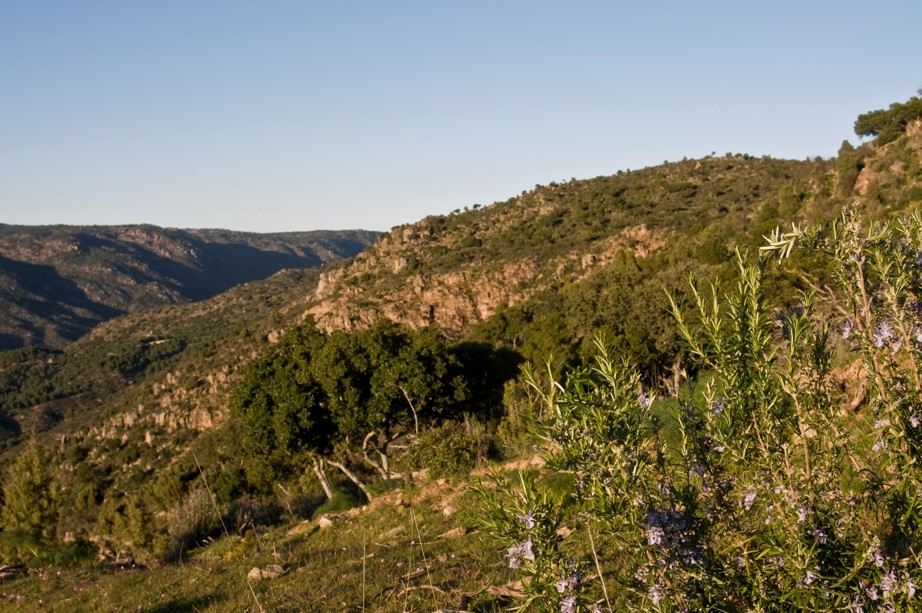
(247, 564), (286, 581)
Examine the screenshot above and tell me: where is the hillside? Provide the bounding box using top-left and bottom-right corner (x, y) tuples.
(0, 153), (831, 449)
(0, 224), (379, 349)
(304, 155), (816, 336)
(1, 99), (922, 610)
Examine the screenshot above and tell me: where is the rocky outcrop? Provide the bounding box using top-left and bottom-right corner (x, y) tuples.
(303, 222), (667, 337)
(854, 119), (922, 198)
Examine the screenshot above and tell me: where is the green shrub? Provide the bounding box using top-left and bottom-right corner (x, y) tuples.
(401, 420), (493, 479)
(163, 486), (223, 560)
(1, 439), (60, 541)
(224, 494), (282, 531)
(310, 487), (362, 520)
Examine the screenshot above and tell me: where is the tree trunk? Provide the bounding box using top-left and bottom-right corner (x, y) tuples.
(398, 386), (420, 435)
(362, 430), (404, 481)
(312, 457), (334, 500)
(328, 460), (374, 502)
(362, 431), (388, 479)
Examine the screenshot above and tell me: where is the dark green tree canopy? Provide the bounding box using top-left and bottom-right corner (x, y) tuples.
(229, 324), (331, 488)
(230, 318), (517, 490)
(313, 320), (470, 443)
(854, 96), (922, 145)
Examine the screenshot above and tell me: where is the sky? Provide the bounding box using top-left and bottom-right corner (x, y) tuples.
(1, 1), (920, 233)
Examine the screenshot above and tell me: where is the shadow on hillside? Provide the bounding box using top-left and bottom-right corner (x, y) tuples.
(0, 228), (377, 348)
(0, 410), (21, 440)
(0, 256), (124, 347)
(68, 232), (326, 300)
(190, 241), (323, 299)
(0, 333), (24, 350)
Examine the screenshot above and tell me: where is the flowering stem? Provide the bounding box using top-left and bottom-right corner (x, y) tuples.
(854, 259), (893, 410)
(587, 522), (612, 612)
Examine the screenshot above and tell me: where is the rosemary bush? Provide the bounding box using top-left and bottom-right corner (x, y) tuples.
(480, 206), (922, 611)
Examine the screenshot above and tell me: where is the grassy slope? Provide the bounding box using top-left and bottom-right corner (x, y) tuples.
(1, 474), (529, 612)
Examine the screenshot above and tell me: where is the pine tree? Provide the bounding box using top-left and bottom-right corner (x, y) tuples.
(1, 438), (60, 541)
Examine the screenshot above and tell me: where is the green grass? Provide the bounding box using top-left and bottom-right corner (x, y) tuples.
(0, 477), (523, 612)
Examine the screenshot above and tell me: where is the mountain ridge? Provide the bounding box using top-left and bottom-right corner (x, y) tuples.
(0, 224), (379, 349)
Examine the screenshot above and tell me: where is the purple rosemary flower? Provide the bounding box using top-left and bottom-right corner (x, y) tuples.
(638, 391), (651, 410)
(869, 548), (885, 568)
(646, 524), (666, 547)
(851, 595), (866, 613)
(812, 527), (828, 544)
(875, 321), (893, 348)
(560, 594), (577, 613)
(506, 537), (535, 569)
(648, 577), (668, 605)
(880, 570), (898, 599)
(843, 318), (854, 340)
(555, 566), (582, 594)
(518, 509), (535, 529)
(741, 488), (757, 511)
(711, 397), (725, 415)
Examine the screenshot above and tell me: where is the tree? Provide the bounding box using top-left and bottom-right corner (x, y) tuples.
(230, 324), (335, 498)
(450, 341), (522, 421)
(233, 319), (517, 502)
(1, 438), (60, 542)
(312, 320), (469, 482)
(854, 96), (922, 145)
(835, 139), (862, 196)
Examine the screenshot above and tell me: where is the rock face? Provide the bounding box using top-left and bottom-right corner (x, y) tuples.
(303, 207), (667, 339)
(854, 119), (922, 199)
(0, 224), (379, 349)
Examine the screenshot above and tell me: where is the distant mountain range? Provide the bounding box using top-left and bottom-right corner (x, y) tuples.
(0, 224), (379, 349)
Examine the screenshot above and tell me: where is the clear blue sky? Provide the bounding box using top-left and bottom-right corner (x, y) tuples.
(1, 1), (919, 233)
